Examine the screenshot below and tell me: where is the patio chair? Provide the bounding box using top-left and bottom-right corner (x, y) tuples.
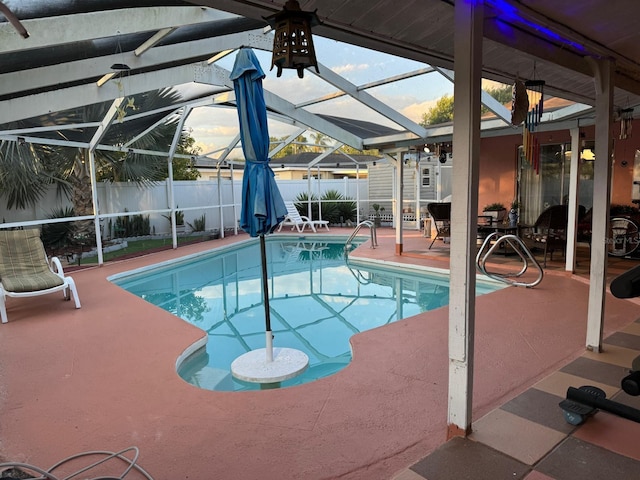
(278, 201), (318, 233)
(297, 202), (330, 231)
(519, 204), (585, 267)
(0, 228), (81, 324)
(426, 202), (451, 249)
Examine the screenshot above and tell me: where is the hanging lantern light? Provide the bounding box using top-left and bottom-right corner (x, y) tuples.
(265, 0), (320, 79)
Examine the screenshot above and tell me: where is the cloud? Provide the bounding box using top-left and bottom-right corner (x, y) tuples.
(331, 63), (370, 75)
(401, 99), (438, 123)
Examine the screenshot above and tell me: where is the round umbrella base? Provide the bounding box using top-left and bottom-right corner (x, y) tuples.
(231, 348), (309, 385)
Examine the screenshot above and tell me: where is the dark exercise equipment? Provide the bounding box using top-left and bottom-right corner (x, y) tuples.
(559, 264), (640, 425)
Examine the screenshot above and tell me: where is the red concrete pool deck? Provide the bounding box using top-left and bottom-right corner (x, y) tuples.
(0, 228), (639, 479)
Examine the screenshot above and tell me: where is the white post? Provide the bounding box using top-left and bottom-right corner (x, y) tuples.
(395, 151), (403, 254)
(217, 165), (225, 239)
(447, 0), (483, 438)
(356, 164), (361, 223)
(317, 166), (322, 221)
(168, 157), (177, 249)
(586, 57), (614, 352)
(416, 156), (422, 230)
(88, 149), (104, 266)
(231, 160), (238, 235)
(565, 128), (582, 272)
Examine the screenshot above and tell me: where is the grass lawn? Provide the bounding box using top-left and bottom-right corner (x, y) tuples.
(77, 235), (214, 265)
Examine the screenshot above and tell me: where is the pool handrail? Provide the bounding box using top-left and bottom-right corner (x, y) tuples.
(345, 220), (377, 251)
(476, 232), (543, 288)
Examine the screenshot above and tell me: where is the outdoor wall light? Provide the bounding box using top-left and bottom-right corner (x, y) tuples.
(17, 137), (25, 146)
(265, 0), (320, 79)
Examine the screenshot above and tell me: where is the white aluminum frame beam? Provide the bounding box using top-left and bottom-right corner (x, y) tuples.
(0, 30), (272, 98)
(87, 98), (125, 265)
(296, 67), (436, 108)
(195, 67), (363, 148)
(434, 67), (512, 124)
(0, 7), (238, 54)
(313, 62), (428, 137)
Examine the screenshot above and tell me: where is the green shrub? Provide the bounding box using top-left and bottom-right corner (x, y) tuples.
(41, 207), (75, 250)
(295, 191), (356, 224)
(188, 214), (206, 232)
(162, 207), (184, 226)
(295, 192), (319, 219)
(114, 210), (150, 238)
(483, 202), (506, 212)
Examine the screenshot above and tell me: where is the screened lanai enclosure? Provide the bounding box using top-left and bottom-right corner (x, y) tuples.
(5, 1), (635, 266)
(3, 0), (640, 455)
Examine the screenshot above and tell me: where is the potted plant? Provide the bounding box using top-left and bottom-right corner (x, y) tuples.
(372, 203), (385, 227)
(483, 202), (506, 225)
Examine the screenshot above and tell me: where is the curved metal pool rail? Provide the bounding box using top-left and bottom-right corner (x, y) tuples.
(344, 254), (374, 285)
(345, 220), (377, 251)
(476, 232), (543, 288)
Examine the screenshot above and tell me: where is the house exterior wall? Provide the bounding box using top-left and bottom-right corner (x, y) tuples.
(367, 162), (395, 215)
(478, 134), (521, 212)
(367, 153), (452, 218)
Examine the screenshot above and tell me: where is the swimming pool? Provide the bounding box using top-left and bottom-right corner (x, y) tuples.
(112, 237), (502, 391)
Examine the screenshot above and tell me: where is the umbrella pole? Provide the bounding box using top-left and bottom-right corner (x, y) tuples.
(260, 234), (274, 362)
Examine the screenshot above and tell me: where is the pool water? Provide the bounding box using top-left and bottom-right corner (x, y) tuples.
(112, 238), (502, 391)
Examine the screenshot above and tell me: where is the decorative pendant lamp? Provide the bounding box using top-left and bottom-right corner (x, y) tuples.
(265, 0), (320, 78)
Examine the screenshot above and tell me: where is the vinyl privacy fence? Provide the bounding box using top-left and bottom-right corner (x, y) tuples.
(0, 178), (369, 237)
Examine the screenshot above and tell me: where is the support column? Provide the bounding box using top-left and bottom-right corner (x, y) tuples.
(88, 148), (104, 266)
(447, 0), (483, 438)
(395, 151), (404, 254)
(586, 58), (615, 351)
(565, 128), (582, 272)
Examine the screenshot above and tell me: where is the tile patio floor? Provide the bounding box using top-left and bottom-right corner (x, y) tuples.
(0, 227), (639, 479)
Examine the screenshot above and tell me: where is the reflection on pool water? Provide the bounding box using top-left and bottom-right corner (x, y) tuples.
(112, 237), (502, 391)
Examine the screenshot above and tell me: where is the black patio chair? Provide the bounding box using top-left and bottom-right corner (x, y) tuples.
(520, 204), (585, 267)
(427, 202), (451, 249)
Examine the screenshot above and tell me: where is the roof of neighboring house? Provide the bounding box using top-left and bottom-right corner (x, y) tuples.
(193, 152), (380, 169)
(273, 152), (381, 168)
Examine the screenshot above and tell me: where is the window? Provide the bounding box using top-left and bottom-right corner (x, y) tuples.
(422, 167), (431, 186)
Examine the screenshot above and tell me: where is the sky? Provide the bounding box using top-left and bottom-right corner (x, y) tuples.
(183, 35), (457, 159)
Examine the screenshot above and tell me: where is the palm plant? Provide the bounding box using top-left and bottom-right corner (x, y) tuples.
(41, 206), (76, 251)
(0, 88), (187, 244)
(295, 192), (319, 219)
(319, 189), (344, 224)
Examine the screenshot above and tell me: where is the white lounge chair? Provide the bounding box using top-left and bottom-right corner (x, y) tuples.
(278, 201), (317, 233)
(0, 228), (81, 324)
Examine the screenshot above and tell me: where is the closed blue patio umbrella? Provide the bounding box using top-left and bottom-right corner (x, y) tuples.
(230, 48), (307, 383)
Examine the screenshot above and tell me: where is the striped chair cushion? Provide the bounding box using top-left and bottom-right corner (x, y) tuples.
(0, 228), (64, 292)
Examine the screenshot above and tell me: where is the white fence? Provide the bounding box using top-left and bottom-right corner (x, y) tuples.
(0, 178), (369, 236)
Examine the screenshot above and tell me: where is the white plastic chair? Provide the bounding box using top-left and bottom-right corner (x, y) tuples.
(278, 201), (317, 233)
